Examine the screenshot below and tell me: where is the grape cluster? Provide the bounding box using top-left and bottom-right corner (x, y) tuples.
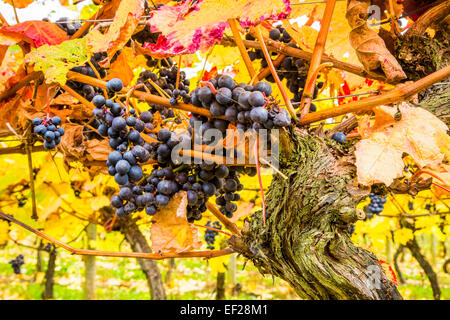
(132, 25), (174, 69)
(101, 72), (291, 222)
(137, 65), (190, 119)
(204, 220), (222, 250)
(32, 116), (65, 150)
(191, 75), (291, 131)
(91, 79), (163, 216)
(364, 193), (386, 219)
(246, 26), (321, 111)
(111, 129), (183, 217)
(16, 193), (27, 207)
(247, 25), (292, 71)
(9, 254), (24, 274)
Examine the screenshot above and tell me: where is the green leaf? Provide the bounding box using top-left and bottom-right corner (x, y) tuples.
(24, 38), (89, 85)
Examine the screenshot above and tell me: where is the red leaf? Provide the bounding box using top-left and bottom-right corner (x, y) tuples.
(1, 21), (68, 48)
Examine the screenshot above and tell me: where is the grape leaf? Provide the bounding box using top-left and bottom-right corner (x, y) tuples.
(146, 0), (291, 57)
(24, 38), (89, 85)
(346, 0), (406, 82)
(355, 103), (450, 186)
(106, 47), (146, 86)
(150, 191), (202, 253)
(0, 20), (68, 48)
(86, 0), (145, 61)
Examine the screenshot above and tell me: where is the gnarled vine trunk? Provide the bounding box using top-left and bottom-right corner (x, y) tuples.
(230, 130), (402, 300)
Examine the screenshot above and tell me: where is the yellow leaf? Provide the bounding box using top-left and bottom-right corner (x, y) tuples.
(149, 0), (289, 49)
(106, 47), (147, 86)
(393, 228), (414, 246)
(90, 195), (110, 211)
(0, 220), (9, 243)
(209, 255), (228, 274)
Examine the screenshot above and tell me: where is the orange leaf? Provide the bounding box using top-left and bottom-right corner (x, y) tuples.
(421, 163), (450, 197)
(0, 0), (34, 9)
(150, 191), (202, 253)
(106, 47), (146, 86)
(355, 103), (450, 186)
(0, 21), (68, 48)
(86, 0), (145, 61)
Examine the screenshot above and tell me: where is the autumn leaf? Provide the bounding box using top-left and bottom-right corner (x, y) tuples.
(0, 20), (68, 48)
(346, 0), (406, 82)
(393, 228), (414, 246)
(0, 220), (9, 243)
(355, 103), (450, 186)
(0, 0), (34, 9)
(209, 255), (228, 274)
(150, 191), (202, 253)
(24, 38), (89, 84)
(85, 139), (110, 162)
(0, 48), (21, 92)
(86, 0), (145, 61)
(420, 163), (450, 197)
(146, 0), (290, 57)
(106, 47), (146, 86)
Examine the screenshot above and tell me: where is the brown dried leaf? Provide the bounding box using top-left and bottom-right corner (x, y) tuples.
(150, 191), (202, 253)
(57, 123), (86, 161)
(346, 0), (406, 82)
(85, 139), (110, 162)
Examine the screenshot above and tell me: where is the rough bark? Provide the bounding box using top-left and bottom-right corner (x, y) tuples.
(119, 217), (167, 300)
(230, 130), (402, 300)
(405, 237), (441, 300)
(415, 83), (450, 127)
(42, 249), (57, 300)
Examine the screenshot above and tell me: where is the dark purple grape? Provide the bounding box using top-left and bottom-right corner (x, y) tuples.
(215, 87), (232, 105)
(248, 91), (266, 107)
(106, 78), (123, 92)
(217, 75), (235, 90)
(269, 28), (281, 41)
(254, 81), (272, 97)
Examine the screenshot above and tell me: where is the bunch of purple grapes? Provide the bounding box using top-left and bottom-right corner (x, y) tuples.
(9, 254), (24, 274)
(137, 65), (190, 119)
(32, 116), (65, 150)
(364, 193), (387, 219)
(67, 52), (108, 102)
(204, 220), (222, 250)
(190, 74), (291, 131)
(100, 72), (292, 222)
(91, 78), (159, 216)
